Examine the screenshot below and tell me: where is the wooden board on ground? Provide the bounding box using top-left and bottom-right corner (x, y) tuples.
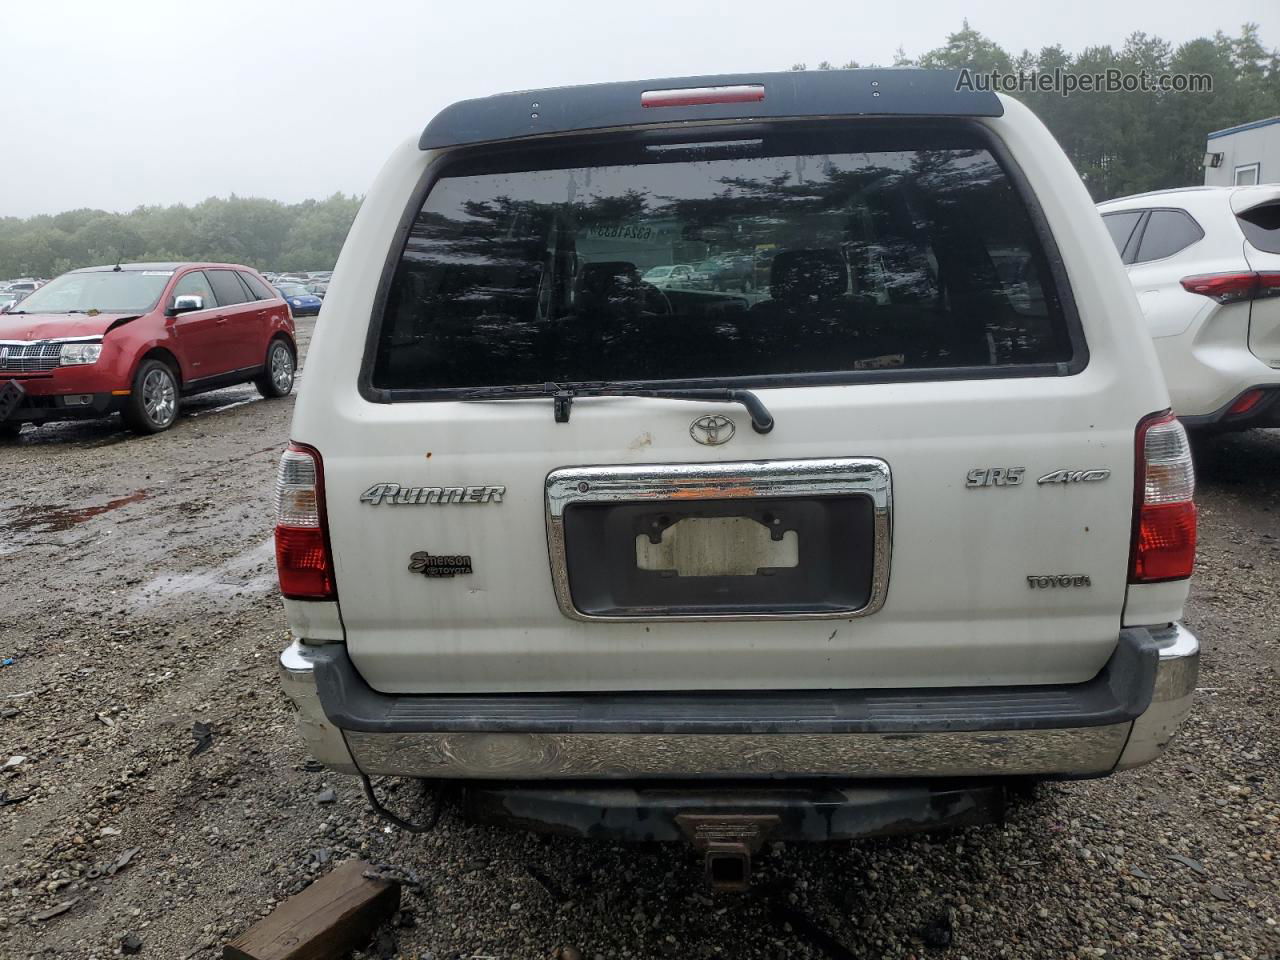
(223, 859), (400, 960)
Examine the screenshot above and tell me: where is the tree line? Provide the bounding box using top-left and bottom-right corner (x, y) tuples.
(795, 22), (1279, 201)
(0, 193), (362, 280)
(1, 22), (1275, 281)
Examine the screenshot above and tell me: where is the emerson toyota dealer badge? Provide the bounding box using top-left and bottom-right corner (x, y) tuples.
(408, 551), (473, 578)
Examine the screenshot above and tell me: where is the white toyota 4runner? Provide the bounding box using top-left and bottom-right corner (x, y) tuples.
(275, 71), (1199, 887)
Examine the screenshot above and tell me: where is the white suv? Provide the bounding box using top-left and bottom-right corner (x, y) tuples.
(273, 71), (1199, 887)
(1098, 185), (1280, 430)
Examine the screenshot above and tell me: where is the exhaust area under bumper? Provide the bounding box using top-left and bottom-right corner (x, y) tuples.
(462, 781), (1006, 843)
(464, 780), (1008, 889)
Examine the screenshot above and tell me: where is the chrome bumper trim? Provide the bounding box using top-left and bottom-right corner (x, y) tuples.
(1117, 621), (1199, 771)
(1151, 621), (1199, 700)
(278, 642), (358, 773)
(342, 725), (1131, 779)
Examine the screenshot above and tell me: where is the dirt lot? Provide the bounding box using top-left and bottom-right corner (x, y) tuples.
(2, 319), (1278, 959)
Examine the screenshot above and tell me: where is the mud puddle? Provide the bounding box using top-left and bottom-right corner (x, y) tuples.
(126, 535), (277, 612)
(1, 490), (148, 536)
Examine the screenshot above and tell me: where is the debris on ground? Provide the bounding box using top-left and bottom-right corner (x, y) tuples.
(223, 859), (400, 960)
(1169, 853), (1209, 876)
(189, 721), (213, 757)
(31, 900), (78, 922)
(110, 847), (141, 876)
(917, 911), (954, 949)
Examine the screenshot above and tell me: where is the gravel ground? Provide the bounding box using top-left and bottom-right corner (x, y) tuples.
(1, 327), (1277, 959)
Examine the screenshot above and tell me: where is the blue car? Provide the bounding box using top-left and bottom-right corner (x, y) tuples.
(274, 282), (323, 317)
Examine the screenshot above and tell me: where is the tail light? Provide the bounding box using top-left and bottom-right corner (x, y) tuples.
(1130, 411), (1197, 583)
(1180, 271), (1280, 304)
(274, 442), (337, 600)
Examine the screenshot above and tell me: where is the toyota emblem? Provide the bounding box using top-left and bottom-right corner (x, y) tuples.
(690, 415), (735, 446)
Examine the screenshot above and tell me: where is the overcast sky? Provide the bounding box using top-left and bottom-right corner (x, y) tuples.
(1, 0), (1273, 218)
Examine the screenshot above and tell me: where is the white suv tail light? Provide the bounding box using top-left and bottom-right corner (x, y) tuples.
(1179, 271), (1280, 304)
(1130, 411), (1197, 583)
(274, 442), (337, 599)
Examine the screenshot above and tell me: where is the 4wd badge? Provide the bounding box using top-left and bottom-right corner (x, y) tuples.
(408, 551), (473, 578)
(1037, 469), (1111, 485)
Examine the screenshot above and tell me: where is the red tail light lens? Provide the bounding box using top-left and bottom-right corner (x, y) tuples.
(1130, 412), (1197, 583)
(1133, 503), (1198, 581)
(274, 442), (337, 600)
(1180, 271), (1280, 304)
(641, 84), (765, 108)
(275, 527), (334, 598)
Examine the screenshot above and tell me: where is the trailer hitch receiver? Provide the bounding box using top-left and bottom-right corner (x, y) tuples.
(675, 813), (779, 892)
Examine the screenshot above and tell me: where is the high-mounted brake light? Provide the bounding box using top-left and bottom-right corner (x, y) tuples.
(1130, 412), (1197, 583)
(1180, 271), (1280, 305)
(274, 442), (337, 600)
(641, 84), (765, 108)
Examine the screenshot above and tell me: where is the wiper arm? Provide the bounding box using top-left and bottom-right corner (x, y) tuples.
(590, 386), (775, 434)
(460, 382), (774, 434)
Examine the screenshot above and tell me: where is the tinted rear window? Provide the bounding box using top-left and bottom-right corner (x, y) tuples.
(207, 269), (250, 306)
(240, 271), (275, 300)
(1238, 202), (1280, 254)
(372, 127), (1074, 393)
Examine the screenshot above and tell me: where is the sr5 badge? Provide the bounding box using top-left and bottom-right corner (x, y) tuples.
(966, 467), (1025, 488)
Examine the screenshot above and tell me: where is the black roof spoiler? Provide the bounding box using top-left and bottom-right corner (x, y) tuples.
(419, 69), (1003, 150)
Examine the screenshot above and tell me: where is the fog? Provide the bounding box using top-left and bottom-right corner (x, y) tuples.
(0, 0), (1272, 217)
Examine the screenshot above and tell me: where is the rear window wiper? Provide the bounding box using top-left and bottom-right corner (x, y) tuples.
(460, 382), (775, 434)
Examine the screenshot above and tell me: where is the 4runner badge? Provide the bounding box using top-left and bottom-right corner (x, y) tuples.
(408, 551), (473, 578)
(360, 483), (505, 505)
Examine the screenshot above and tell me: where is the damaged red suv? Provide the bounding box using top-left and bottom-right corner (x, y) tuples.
(0, 262), (296, 437)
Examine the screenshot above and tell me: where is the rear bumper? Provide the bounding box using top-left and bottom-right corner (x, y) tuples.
(1179, 385), (1280, 431)
(278, 624), (1199, 781)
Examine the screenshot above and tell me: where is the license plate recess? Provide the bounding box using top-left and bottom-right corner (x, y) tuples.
(545, 458), (892, 621)
(0, 379), (25, 422)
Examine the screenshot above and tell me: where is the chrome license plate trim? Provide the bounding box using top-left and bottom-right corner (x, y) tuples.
(544, 457), (892, 622)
